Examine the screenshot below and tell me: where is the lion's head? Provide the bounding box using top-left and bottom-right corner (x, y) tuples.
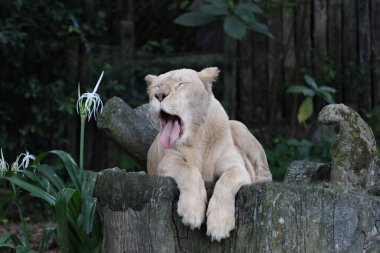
(145, 67), (219, 148)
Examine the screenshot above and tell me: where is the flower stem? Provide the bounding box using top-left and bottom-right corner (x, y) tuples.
(12, 183), (30, 249)
(80, 116), (86, 170)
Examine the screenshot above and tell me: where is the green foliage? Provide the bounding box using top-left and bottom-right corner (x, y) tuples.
(0, 150), (101, 253)
(362, 106), (380, 158)
(266, 130), (334, 181)
(0, 0), (127, 158)
(138, 39), (175, 55)
(286, 74), (336, 123)
(174, 0), (272, 39)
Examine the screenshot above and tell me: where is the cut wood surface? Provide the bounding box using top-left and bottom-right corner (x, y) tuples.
(96, 169), (380, 253)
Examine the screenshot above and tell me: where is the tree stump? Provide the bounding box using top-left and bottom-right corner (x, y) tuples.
(96, 100), (380, 252)
(96, 169), (380, 253)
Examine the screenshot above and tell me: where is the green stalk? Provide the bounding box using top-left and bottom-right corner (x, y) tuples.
(11, 183), (30, 249)
(80, 116), (86, 171)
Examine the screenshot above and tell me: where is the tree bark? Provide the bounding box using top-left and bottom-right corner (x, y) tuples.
(96, 169), (380, 253)
(96, 97), (158, 164)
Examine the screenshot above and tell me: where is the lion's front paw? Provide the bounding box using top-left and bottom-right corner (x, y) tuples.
(177, 188), (207, 229)
(206, 196), (235, 241)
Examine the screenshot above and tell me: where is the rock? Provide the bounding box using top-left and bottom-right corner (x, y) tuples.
(97, 97), (158, 163)
(318, 104), (379, 193)
(96, 169), (380, 253)
(284, 160), (330, 184)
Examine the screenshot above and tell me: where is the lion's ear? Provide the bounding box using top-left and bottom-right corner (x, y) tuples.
(199, 67), (219, 92)
(145, 74), (158, 87)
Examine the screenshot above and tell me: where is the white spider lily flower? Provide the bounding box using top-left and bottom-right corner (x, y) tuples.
(10, 155), (21, 172)
(19, 151), (36, 169)
(10, 151), (36, 173)
(76, 71), (104, 121)
(0, 149), (9, 175)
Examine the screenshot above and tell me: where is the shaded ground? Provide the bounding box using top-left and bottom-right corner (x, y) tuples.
(0, 222), (59, 252)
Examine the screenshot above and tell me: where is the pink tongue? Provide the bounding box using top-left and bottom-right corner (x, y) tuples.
(160, 118), (181, 148)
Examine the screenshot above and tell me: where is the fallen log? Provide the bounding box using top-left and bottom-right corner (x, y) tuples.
(96, 169), (380, 253)
(96, 100), (380, 252)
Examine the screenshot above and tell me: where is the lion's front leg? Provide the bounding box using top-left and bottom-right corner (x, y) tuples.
(206, 164), (251, 241)
(158, 156), (207, 229)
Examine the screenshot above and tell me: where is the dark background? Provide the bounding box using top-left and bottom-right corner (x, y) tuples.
(0, 0), (379, 177)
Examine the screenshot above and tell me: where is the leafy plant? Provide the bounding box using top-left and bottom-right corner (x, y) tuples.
(266, 131), (334, 181)
(286, 74), (336, 123)
(362, 106), (380, 158)
(0, 71), (104, 252)
(174, 0), (272, 39)
(266, 137), (313, 180)
(0, 151), (101, 253)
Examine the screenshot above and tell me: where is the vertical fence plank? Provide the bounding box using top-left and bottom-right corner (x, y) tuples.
(371, 0), (380, 107)
(313, 0), (328, 78)
(295, 0), (312, 72)
(281, 5), (296, 124)
(267, 2), (284, 126)
(251, 31), (269, 125)
(223, 35), (237, 119)
(238, 32), (254, 127)
(357, 0), (372, 109)
(290, 0), (311, 129)
(342, 0), (358, 108)
(327, 0), (343, 102)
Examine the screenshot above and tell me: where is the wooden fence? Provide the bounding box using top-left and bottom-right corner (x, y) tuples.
(63, 0), (380, 171)
(235, 0), (380, 130)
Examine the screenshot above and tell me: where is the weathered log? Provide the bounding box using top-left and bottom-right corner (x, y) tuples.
(96, 99), (380, 252)
(96, 169), (380, 253)
(318, 104), (379, 193)
(97, 97), (158, 163)
(284, 160), (330, 184)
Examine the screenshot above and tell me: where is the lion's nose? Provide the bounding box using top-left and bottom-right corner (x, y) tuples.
(155, 93), (167, 102)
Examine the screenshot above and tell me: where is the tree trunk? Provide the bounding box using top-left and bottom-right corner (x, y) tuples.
(96, 97), (158, 164)
(96, 169), (380, 253)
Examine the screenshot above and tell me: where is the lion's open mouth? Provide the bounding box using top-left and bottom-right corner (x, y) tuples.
(159, 110), (184, 148)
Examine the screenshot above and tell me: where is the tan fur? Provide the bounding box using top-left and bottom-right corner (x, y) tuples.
(146, 67), (272, 241)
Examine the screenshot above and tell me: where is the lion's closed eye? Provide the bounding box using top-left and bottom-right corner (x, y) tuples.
(178, 81), (190, 87)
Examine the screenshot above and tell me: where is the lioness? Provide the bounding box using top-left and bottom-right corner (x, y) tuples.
(145, 67), (272, 241)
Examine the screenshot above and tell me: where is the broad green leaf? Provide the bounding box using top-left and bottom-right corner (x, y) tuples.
(0, 233), (13, 244)
(56, 190), (70, 253)
(80, 171), (98, 234)
(297, 97), (313, 123)
(235, 4), (256, 25)
(6, 176), (55, 205)
(206, 0), (228, 8)
(174, 12), (217, 27)
(304, 74), (318, 90)
(297, 139), (314, 157)
(286, 85), (315, 97)
(32, 151), (49, 166)
(23, 170), (57, 196)
(236, 3), (263, 14)
(36, 164), (65, 191)
(223, 15), (246, 39)
(39, 227), (55, 253)
(200, 4), (228, 16)
(82, 198), (97, 234)
(81, 171), (97, 197)
(249, 21), (274, 38)
(286, 139), (300, 146)
(319, 85), (336, 93)
(50, 150), (81, 189)
(15, 244), (31, 253)
(0, 243), (15, 249)
(319, 91), (335, 104)
(264, 6), (283, 17)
